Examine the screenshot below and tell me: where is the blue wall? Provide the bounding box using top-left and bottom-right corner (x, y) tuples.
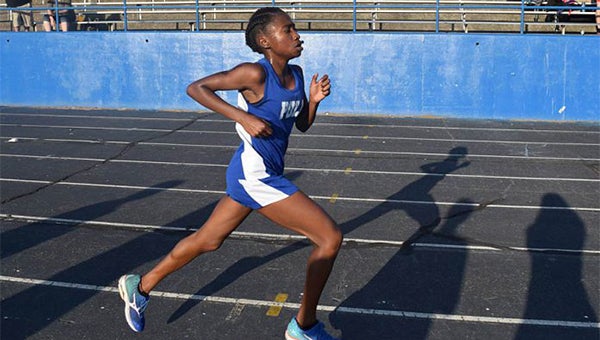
(1, 32), (598, 120)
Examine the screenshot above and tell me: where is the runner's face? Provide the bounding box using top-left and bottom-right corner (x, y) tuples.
(264, 14), (303, 59)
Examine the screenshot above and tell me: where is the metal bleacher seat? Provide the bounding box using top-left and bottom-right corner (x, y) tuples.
(1, 0), (597, 34)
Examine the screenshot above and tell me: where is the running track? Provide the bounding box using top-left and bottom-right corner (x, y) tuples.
(1, 107), (598, 339)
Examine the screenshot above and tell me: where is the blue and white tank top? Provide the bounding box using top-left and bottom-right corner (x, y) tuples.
(234, 58), (306, 177)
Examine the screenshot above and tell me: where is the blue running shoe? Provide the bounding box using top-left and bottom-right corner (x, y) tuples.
(118, 274), (149, 332)
(285, 318), (339, 340)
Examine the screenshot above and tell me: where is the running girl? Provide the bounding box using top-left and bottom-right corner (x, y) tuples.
(119, 7), (342, 340)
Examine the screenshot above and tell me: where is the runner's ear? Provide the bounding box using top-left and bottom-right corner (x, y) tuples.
(258, 35), (270, 50)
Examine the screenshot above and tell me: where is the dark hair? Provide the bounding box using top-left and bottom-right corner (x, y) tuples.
(245, 7), (286, 53)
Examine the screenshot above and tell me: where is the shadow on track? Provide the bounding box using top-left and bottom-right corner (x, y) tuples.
(515, 193), (599, 340)
(330, 199), (476, 340)
(1, 180), (184, 259)
(0, 180), (223, 339)
(166, 148), (475, 339)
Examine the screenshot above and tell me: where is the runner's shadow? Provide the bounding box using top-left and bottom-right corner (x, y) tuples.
(324, 146), (472, 339)
(340, 146), (471, 249)
(515, 193), (599, 339)
(330, 199), (476, 339)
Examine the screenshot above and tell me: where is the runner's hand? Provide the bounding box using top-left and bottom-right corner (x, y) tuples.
(310, 73), (331, 103)
(240, 114), (272, 138)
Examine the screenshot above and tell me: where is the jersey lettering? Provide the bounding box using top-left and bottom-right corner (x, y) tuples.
(279, 100), (303, 120)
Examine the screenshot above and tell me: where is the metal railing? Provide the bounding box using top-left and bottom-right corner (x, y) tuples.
(1, 0), (598, 34)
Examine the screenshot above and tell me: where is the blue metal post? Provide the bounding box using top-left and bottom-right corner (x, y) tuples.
(194, 0), (199, 31)
(54, 0), (59, 31)
(520, 0), (525, 34)
(123, 0), (128, 31)
(435, 0), (440, 32)
(353, 0), (357, 31)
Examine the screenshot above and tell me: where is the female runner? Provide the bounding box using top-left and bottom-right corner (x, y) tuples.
(119, 7), (342, 340)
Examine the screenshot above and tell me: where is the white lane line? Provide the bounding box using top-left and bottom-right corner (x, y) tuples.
(0, 154), (230, 169)
(2, 112), (598, 134)
(1, 137), (598, 161)
(0, 113), (196, 122)
(2, 178), (599, 212)
(288, 147), (600, 162)
(2, 123), (598, 146)
(0, 136), (131, 145)
(129, 142), (600, 162)
(2, 154), (597, 182)
(1, 154), (108, 163)
(0, 178), (225, 195)
(1, 214), (599, 255)
(318, 195), (600, 212)
(1, 275), (598, 329)
(0, 123), (173, 133)
(299, 132), (600, 146)
(315, 121), (600, 135)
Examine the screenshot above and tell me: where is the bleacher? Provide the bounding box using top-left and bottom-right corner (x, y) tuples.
(1, 0), (598, 34)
